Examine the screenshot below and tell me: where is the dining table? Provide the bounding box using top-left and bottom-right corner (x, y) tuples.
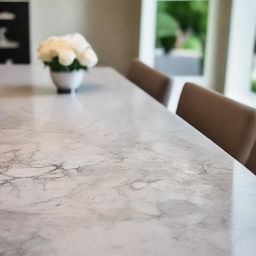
(0, 65), (256, 256)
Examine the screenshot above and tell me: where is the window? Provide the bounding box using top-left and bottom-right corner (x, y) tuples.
(154, 0), (209, 76)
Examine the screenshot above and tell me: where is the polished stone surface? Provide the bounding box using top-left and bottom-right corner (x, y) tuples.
(0, 65), (256, 256)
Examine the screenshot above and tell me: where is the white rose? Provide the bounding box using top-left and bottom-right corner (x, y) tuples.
(38, 49), (51, 62)
(63, 33), (90, 54)
(39, 45), (54, 62)
(38, 38), (59, 61)
(38, 33), (98, 68)
(58, 48), (76, 66)
(78, 47), (98, 68)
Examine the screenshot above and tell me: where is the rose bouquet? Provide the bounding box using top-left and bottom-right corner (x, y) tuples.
(38, 33), (98, 71)
(38, 33), (98, 93)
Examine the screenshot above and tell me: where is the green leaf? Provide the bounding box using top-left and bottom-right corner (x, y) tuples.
(183, 36), (202, 52)
(44, 57), (88, 72)
(251, 80), (256, 92)
(156, 12), (180, 38)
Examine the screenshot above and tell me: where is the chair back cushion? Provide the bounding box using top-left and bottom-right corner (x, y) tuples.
(127, 59), (171, 106)
(246, 141), (256, 174)
(177, 82), (256, 164)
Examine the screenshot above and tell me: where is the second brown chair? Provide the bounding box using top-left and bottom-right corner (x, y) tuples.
(127, 59), (171, 106)
(245, 141), (256, 174)
(176, 82), (256, 165)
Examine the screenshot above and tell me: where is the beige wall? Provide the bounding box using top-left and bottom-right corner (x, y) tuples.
(30, 0), (141, 74)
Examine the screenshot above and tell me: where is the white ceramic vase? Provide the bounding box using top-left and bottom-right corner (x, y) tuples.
(50, 70), (84, 93)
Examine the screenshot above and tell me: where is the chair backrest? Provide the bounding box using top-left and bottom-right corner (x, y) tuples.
(127, 59), (171, 106)
(246, 141), (256, 174)
(176, 82), (256, 164)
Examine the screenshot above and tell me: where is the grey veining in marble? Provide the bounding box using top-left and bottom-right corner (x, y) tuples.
(0, 65), (256, 256)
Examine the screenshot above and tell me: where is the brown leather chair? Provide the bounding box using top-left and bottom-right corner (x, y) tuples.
(246, 141), (256, 174)
(127, 59), (171, 106)
(176, 82), (256, 165)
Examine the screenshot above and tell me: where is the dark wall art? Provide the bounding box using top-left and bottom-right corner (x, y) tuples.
(0, 1), (30, 63)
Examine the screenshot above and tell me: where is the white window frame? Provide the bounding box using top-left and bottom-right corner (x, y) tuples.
(225, 0), (256, 107)
(139, 0), (157, 67)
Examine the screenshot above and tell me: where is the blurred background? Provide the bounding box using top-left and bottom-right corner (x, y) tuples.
(0, 0), (256, 109)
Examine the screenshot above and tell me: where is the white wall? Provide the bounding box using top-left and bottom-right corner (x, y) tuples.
(30, 0), (141, 74)
(30, 0), (87, 64)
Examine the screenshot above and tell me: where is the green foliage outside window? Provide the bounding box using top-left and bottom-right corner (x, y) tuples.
(251, 40), (256, 93)
(251, 80), (256, 92)
(156, 12), (180, 53)
(156, 1), (209, 54)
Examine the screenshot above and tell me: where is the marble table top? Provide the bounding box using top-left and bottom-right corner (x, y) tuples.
(0, 65), (256, 256)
